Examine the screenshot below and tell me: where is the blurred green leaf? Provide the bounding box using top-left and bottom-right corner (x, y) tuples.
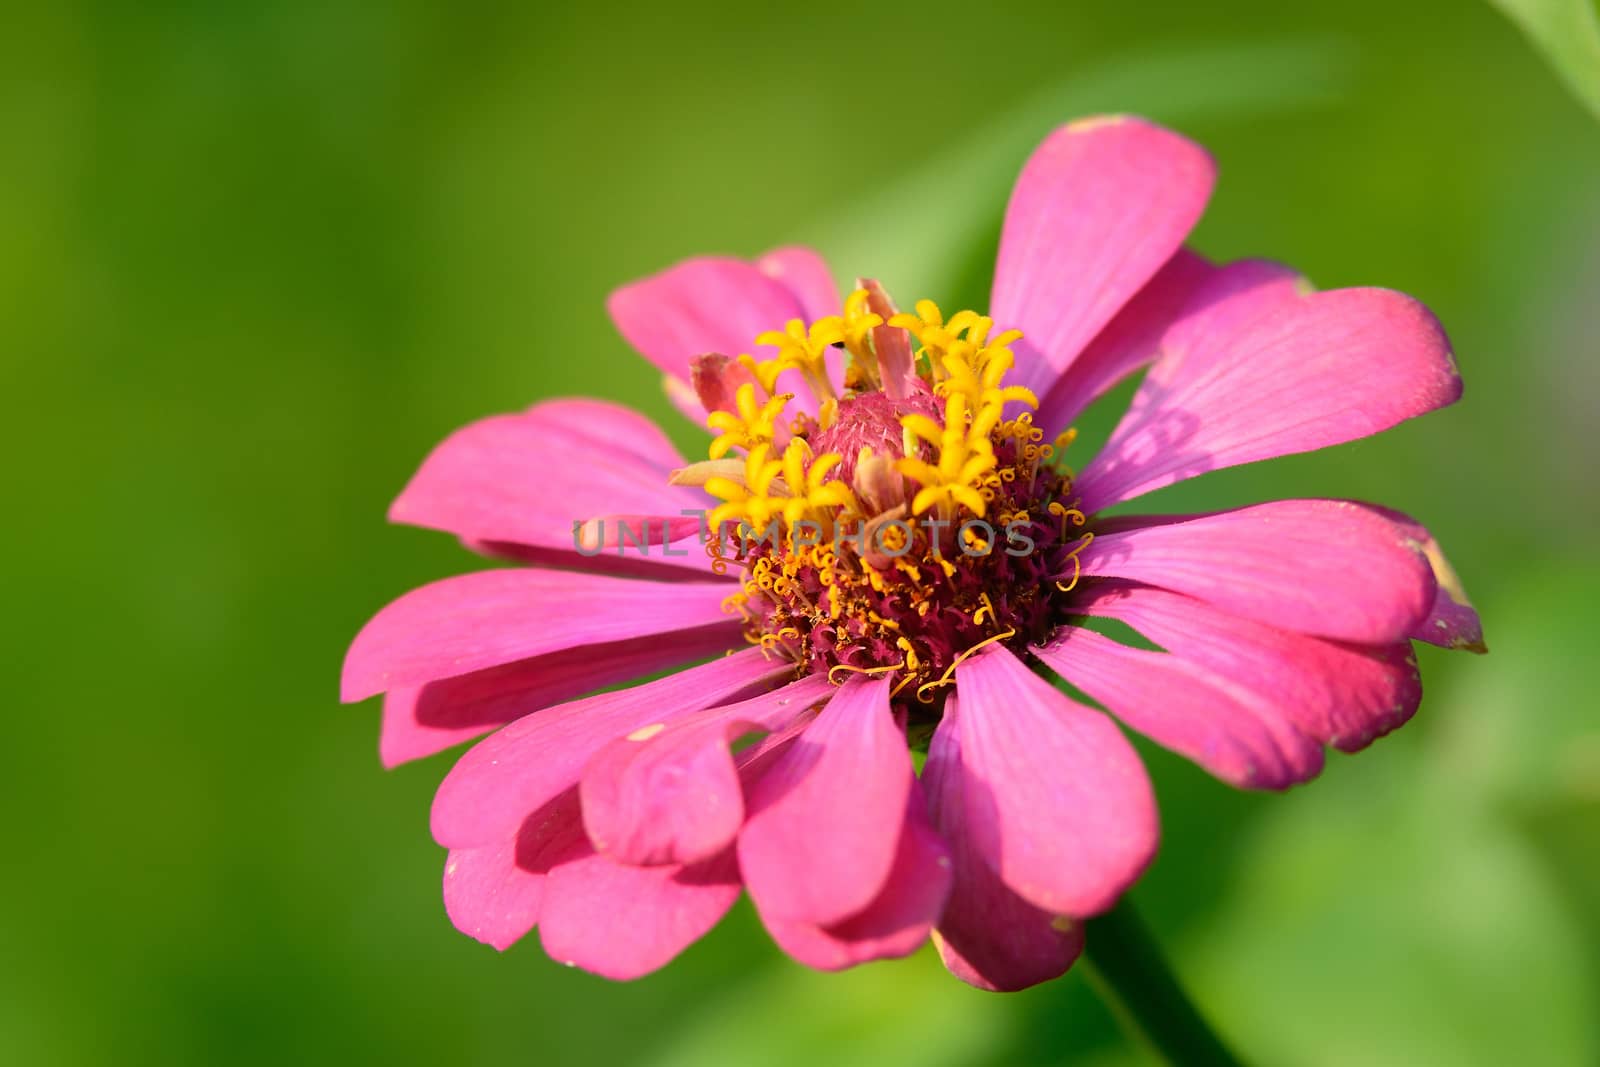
(1490, 0), (1600, 121)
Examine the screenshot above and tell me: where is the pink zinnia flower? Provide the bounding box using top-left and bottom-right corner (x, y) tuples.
(343, 115), (1484, 991)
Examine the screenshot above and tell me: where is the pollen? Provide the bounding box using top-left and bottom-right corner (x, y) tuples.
(683, 282), (1092, 713)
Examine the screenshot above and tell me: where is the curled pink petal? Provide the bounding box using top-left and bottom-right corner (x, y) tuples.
(1079, 500), (1437, 645)
(926, 693), (1084, 992)
(430, 648), (792, 849)
(1076, 285), (1462, 511)
(341, 569), (735, 703)
(993, 115), (1216, 399)
(1369, 507), (1486, 653)
(738, 675), (912, 926)
(939, 645), (1157, 918)
(379, 621), (741, 768)
(579, 673), (835, 866)
(760, 778), (951, 971)
(689, 353), (761, 417)
(519, 730), (817, 979)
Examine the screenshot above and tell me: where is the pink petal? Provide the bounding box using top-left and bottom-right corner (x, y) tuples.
(608, 257), (803, 378)
(607, 257), (826, 417)
(1370, 507), (1487, 653)
(430, 647), (793, 849)
(1079, 500), (1438, 644)
(388, 399), (716, 573)
(1033, 248), (1215, 430)
(1039, 255), (1306, 433)
(443, 784), (743, 977)
(757, 246), (841, 322)
(441, 791), (584, 951)
(460, 539), (724, 582)
(663, 373), (706, 425)
(1033, 628), (1325, 790)
(933, 645), (1157, 917)
(932, 883), (1084, 993)
(1040, 254), (1304, 440)
(926, 693), (1084, 992)
(992, 116), (1216, 399)
(1068, 583), (1422, 755)
(442, 842), (545, 951)
(760, 779), (952, 972)
(738, 675), (913, 926)
(579, 673), (836, 866)
(341, 569), (735, 703)
(1144, 258), (1308, 372)
(530, 397), (697, 465)
(379, 621), (742, 768)
(1076, 285), (1462, 511)
(538, 846), (742, 980)
(576, 514), (704, 548)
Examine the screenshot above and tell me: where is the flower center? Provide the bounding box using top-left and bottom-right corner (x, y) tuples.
(678, 286), (1092, 711)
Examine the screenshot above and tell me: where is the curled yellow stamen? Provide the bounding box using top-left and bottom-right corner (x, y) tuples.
(914, 628), (1018, 703)
(1053, 530), (1095, 593)
(973, 591), (998, 628)
(1048, 501), (1087, 541)
(827, 658), (907, 685)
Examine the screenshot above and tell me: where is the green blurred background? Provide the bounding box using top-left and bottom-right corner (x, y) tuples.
(5, 2), (1598, 1064)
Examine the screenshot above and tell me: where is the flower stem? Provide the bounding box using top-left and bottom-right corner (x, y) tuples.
(1081, 896), (1247, 1067)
